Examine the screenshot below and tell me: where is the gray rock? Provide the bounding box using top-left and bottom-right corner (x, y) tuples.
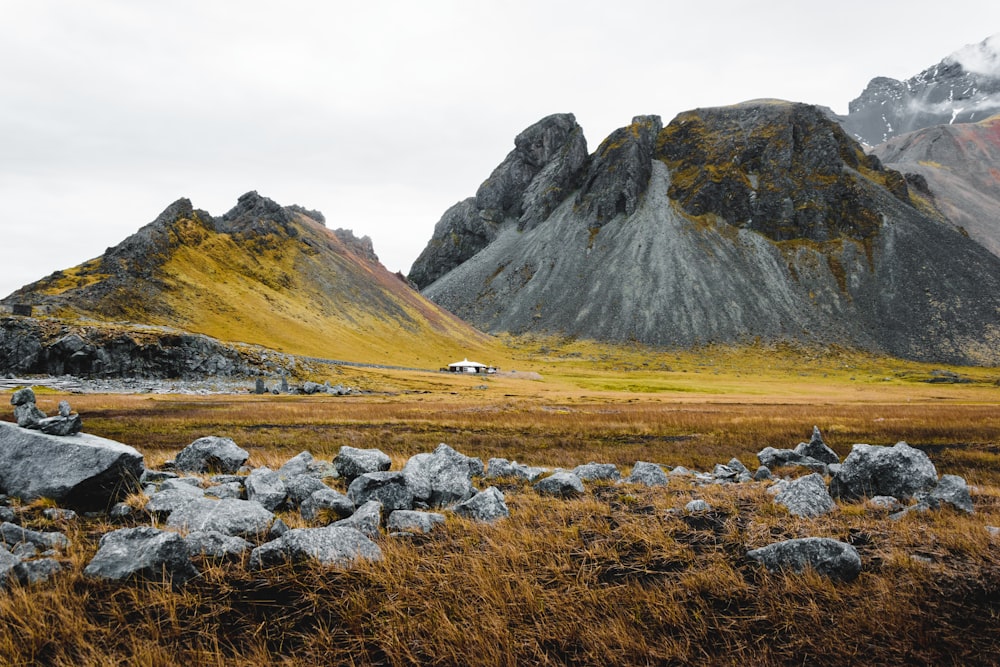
(38, 413), (83, 436)
(487, 458), (547, 482)
(166, 498), (274, 538)
(0, 421), (144, 510)
(348, 471), (413, 511)
(669, 466), (694, 477)
(685, 499), (711, 512)
(13, 402), (47, 429)
(625, 461), (669, 487)
(773, 473), (836, 518)
(890, 502), (932, 521)
(333, 500), (383, 538)
(334, 446), (392, 483)
(283, 474), (329, 506)
(757, 446), (828, 473)
(0, 521), (69, 551)
(145, 485), (206, 516)
(42, 508), (77, 522)
(747, 537), (861, 581)
(300, 488), (355, 523)
(160, 477), (203, 490)
(204, 482), (244, 500)
(924, 474), (974, 513)
(269, 518), (289, 538)
(987, 526), (1000, 538)
(141, 469), (178, 484)
(727, 458), (750, 474)
(572, 462), (621, 482)
(277, 451), (316, 478)
(83, 527), (198, 585)
(0, 507), (14, 523)
(533, 472), (585, 498)
(109, 502), (133, 520)
(208, 474), (243, 485)
(829, 441), (938, 501)
(249, 525), (383, 570)
(14, 558), (62, 585)
(793, 426), (840, 465)
(867, 495), (903, 512)
(0, 547), (21, 588)
(452, 487), (509, 522)
(713, 464), (739, 481)
(10, 387), (37, 407)
(184, 530), (252, 560)
(752, 465), (773, 482)
(403, 444), (482, 507)
(244, 467), (287, 511)
(174, 436), (249, 474)
(387, 510), (446, 535)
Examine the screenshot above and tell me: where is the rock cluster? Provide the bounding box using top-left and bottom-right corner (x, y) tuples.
(0, 404), (984, 590)
(10, 387), (81, 435)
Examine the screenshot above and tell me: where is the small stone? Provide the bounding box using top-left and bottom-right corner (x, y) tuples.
(685, 499), (710, 512)
(453, 487), (509, 522)
(533, 472), (585, 498)
(387, 510), (446, 535)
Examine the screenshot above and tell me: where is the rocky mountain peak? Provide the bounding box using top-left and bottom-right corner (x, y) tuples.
(840, 33), (1000, 146)
(658, 100), (908, 242)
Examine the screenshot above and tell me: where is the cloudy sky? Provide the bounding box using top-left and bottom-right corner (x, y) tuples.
(2, 1), (999, 298)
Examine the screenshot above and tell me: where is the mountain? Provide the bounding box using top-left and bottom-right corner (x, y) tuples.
(2, 191), (493, 368)
(409, 102), (1000, 366)
(870, 114), (1000, 259)
(840, 34), (1000, 147)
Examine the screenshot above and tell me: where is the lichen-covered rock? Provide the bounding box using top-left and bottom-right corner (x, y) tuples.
(572, 462), (621, 482)
(283, 474), (329, 506)
(300, 488), (355, 523)
(244, 467), (287, 511)
(402, 444), (480, 507)
(0, 522), (69, 551)
(829, 441), (938, 501)
(184, 530), (252, 561)
(923, 474), (974, 513)
(348, 471), (413, 512)
(14, 558), (62, 586)
(625, 461), (669, 487)
(793, 427), (840, 465)
(747, 537), (861, 581)
(332, 500), (383, 539)
(333, 446), (392, 484)
(533, 472), (585, 498)
(174, 436), (249, 474)
(145, 484), (206, 516)
(685, 499), (711, 513)
(83, 527), (198, 585)
(0, 421), (144, 510)
(757, 447), (828, 473)
(248, 525), (382, 570)
(166, 498), (274, 538)
(487, 458), (547, 482)
(0, 547), (21, 589)
(387, 510), (446, 535)
(453, 486), (509, 522)
(773, 473), (836, 517)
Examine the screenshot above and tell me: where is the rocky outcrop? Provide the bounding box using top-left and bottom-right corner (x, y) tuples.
(417, 101), (1000, 366)
(839, 34), (1000, 147)
(0, 421), (143, 510)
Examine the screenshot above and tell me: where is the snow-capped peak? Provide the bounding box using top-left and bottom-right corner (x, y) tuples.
(944, 33), (1000, 78)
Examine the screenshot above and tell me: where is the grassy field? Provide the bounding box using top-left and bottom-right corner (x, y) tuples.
(1, 343), (998, 665)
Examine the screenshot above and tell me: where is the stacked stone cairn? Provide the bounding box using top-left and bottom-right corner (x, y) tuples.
(0, 392), (991, 588)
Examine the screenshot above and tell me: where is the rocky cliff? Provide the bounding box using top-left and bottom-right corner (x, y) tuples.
(3, 192), (494, 370)
(839, 34), (1000, 147)
(410, 101), (1000, 366)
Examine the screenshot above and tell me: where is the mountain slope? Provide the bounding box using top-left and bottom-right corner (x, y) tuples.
(411, 102), (1000, 366)
(839, 33), (1000, 147)
(3, 192), (494, 367)
(871, 114), (1000, 258)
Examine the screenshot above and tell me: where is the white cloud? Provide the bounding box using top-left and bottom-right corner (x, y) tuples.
(945, 33), (1000, 76)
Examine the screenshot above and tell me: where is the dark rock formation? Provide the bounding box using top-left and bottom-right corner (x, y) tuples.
(0, 421), (143, 510)
(839, 35), (1000, 147)
(414, 101), (1000, 366)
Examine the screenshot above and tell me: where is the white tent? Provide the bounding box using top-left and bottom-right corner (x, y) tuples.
(447, 359), (493, 373)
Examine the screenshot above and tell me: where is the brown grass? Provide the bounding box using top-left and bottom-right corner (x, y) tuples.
(0, 362), (998, 665)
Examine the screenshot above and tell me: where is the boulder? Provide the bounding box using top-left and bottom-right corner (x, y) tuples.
(753, 466), (773, 481)
(83, 527), (198, 585)
(14, 558), (62, 585)
(244, 467), (287, 511)
(685, 499), (711, 512)
(173, 436), (249, 474)
(533, 472), (585, 498)
(452, 487), (509, 522)
(333, 446), (391, 483)
(772, 473), (836, 518)
(747, 537), (861, 581)
(283, 474), (329, 506)
(867, 495), (904, 512)
(0, 522), (69, 551)
(757, 446), (828, 473)
(829, 441), (938, 501)
(923, 474), (974, 513)
(332, 500), (383, 538)
(300, 488), (355, 523)
(184, 530), (253, 561)
(793, 426), (840, 465)
(204, 481), (244, 500)
(248, 525), (383, 570)
(166, 498), (274, 538)
(145, 485), (206, 516)
(348, 471), (413, 511)
(403, 444), (481, 507)
(487, 458), (547, 482)
(572, 462), (621, 482)
(0, 421), (144, 510)
(278, 451), (337, 479)
(0, 547), (20, 588)
(625, 461), (669, 487)
(387, 510), (446, 535)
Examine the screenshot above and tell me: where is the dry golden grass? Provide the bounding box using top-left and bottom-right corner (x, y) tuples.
(0, 353), (998, 665)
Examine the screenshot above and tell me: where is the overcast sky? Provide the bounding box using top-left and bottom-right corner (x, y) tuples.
(2, 1), (999, 298)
